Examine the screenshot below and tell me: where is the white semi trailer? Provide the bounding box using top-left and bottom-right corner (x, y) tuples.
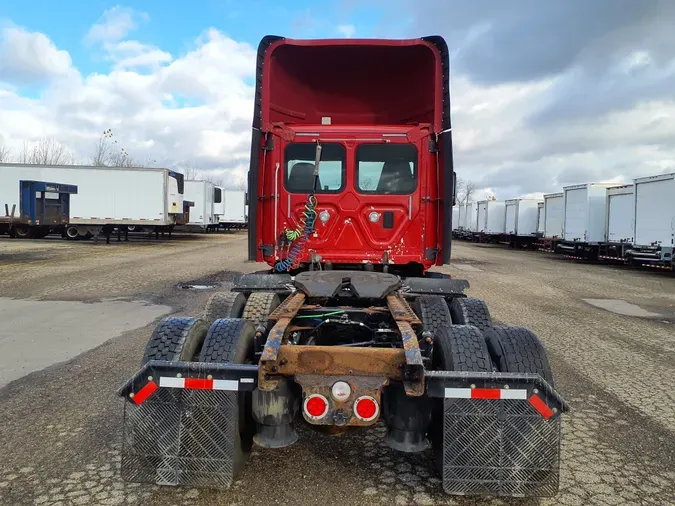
(465, 202), (478, 233)
(504, 198), (540, 247)
(475, 200), (506, 242)
(485, 200), (506, 235)
(184, 180), (219, 231)
(627, 173), (675, 269)
(536, 193), (564, 252)
(606, 185), (635, 244)
(597, 184), (635, 262)
(558, 183), (616, 259)
(476, 201), (488, 233)
(0, 163), (184, 239)
(451, 205), (459, 231)
(458, 203), (467, 230)
(543, 193), (564, 239)
(217, 190), (247, 230)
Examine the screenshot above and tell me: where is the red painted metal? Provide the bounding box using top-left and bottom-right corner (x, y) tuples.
(528, 394), (554, 420)
(253, 38), (449, 271)
(132, 380), (158, 406)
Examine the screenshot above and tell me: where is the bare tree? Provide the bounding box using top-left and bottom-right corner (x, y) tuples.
(0, 145), (10, 162)
(179, 163), (200, 180)
(202, 173), (225, 187)
(18, 137), (74, 165)
(455, 176), (476, 205)
(90, 136), (111, 166)
(89, 129), (146, 168)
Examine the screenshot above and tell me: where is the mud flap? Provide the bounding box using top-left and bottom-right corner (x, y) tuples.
(426, 371), (569, 498)
(118, 361), (258, 489)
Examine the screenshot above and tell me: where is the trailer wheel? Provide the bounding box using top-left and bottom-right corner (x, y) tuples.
(203, 291), (247, 323)
(448, 297), (492, 332)
(141, 317), (209, 365)
(65, 226), (80, 241)
(483, 326), (554, 385)
(242, 292), (280, 327)
(13, 225), (33, 239)
(416, 296), (452, 337)
(199, 318), (257, 474)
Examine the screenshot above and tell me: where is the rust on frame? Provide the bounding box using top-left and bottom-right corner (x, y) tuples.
(268, 292), (306, 321)
(258, 345), (406, 391)
(386, 295), (422, 325)
(397, 320), (425, 397)
(260, 317), (291, 364)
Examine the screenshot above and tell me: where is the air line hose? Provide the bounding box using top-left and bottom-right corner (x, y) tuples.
(275, 194), (318, 272)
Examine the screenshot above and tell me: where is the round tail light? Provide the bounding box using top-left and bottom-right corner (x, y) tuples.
(354, 396), (379, 422)
(304, 394), (329, 420)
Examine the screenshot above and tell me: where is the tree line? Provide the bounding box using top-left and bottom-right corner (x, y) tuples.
(0, 133), (236, 187)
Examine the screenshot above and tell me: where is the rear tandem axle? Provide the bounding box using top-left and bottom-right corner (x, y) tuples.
(118, 270), (568, 498)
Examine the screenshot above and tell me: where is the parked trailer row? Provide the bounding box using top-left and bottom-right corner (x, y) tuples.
(453, 198), (542, 247)
(182, 181), (248, 232)
(451, 171), (674, 270)
(0, 163), (185, 239)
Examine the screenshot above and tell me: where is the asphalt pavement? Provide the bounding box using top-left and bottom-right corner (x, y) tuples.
(0, 234), (673, 506)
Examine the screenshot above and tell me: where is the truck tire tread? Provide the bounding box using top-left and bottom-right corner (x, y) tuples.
(204, 291), (247, 323)
(449, 297), (492, 332)
(416, 296), (452, 337)
(433, 325), (491, 372)
(484, 326), (554, 385)
(198, 318), (256, 475)
(142, 317), (209, 365)
(199, 318), (255, 363)
(242, 292), (280, 326)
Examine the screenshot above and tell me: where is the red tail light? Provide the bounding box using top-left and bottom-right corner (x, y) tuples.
(354, 396), (379, 422)
(304, 394), (329, 420)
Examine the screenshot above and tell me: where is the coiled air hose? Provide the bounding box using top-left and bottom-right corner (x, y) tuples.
(275, 194), (318, 272)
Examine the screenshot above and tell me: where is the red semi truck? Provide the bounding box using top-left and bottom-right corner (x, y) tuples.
(118, 36), (568, 498)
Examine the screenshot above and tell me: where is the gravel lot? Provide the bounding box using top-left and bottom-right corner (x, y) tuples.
(0, 234), (674, 506)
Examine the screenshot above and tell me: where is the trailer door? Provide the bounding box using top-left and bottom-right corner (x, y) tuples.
(564, 187), (587, 242)
(635, 178), (673, 246)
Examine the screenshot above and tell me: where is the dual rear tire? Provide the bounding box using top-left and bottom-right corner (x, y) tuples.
(142, 316), (257, 478)
(426, 296), (554, 470)
(419, 295), (551, 382)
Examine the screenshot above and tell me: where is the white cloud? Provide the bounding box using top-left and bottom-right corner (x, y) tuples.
(86, 6), (146, 44)
(337, 24), (356, 38)
(404, 0), (675, 200)
(0, 25), (257, 188)
(0, 26), (74, 85)
(105, 40), (173, 69)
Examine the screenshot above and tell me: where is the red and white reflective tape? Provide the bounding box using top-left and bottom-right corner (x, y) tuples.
(159, 376), (251, 391)
(444, 387), (555, 420)
(445, 387), (528, 400)
(131, 376), (255, 406)
(645, 264), (672, 271)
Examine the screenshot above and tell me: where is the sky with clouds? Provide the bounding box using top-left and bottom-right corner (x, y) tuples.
(0, 0), (674, 196)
